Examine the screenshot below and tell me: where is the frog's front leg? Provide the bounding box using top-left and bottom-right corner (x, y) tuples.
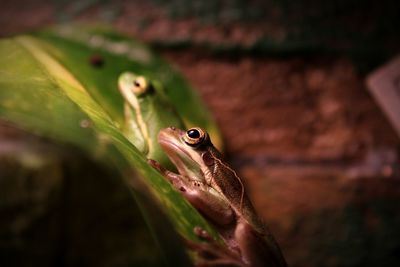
(184, 237), (246, 267)
(123, 103), (148, 154)
(148, 159), (234, 226)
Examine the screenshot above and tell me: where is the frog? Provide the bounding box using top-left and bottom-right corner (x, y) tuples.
(118, 72), (185, 167)
(149, 127), (288, 267)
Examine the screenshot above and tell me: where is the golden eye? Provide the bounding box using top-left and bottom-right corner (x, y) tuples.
(184, 127), (206, 146)
(132, 76), (148, 95)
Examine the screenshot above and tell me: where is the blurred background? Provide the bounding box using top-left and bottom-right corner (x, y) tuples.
(1, 0), (400, 266)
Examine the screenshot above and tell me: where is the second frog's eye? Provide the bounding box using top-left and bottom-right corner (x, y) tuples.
(184, 127), (206, 146)
(132, 76), (148, 95)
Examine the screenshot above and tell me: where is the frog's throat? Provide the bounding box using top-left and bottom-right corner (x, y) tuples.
(159, 137), (204, 182)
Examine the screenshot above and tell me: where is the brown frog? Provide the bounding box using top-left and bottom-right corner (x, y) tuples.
(149, 127), (288, 267)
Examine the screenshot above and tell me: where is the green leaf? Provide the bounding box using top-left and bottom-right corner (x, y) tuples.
(0, 27), (222, 265)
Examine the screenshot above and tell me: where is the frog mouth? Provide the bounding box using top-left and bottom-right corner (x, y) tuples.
(158, 131), (204, 182)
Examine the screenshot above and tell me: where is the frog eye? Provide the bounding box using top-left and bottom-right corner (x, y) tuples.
(184, 127), (206, 146)
(132, 76), (148, 95)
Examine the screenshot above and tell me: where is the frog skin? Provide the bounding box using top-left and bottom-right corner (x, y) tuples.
(118, 72), (185, 167)
(149, 127), (288, 267)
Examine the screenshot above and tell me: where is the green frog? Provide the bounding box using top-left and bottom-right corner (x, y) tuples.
(118, 72), (185, 167)
(149, 127), (288, 267)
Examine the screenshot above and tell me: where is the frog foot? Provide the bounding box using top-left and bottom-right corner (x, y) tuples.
(193, 226), (213, 241)
(183, 226), (246, 267)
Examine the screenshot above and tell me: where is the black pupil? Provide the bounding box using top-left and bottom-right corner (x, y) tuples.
(134, 80), (140, 87)
(187, 129), (200, 139)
